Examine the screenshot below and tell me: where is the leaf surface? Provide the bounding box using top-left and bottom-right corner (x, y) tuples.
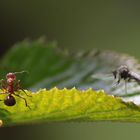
(0, 39), (140, 126)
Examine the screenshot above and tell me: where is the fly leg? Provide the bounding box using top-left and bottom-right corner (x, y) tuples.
(112, 75), (121, 88)
(124, 79), (127, 94)
(117, 78), (121, 85)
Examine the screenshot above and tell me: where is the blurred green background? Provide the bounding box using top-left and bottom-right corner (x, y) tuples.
(1, 1), (140, 140)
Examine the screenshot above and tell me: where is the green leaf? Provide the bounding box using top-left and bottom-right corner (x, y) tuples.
(1, 88), (140, 126)
(1, 38), (140, 126)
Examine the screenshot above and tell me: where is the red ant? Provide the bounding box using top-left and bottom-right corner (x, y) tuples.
(0, 71), (31, 109)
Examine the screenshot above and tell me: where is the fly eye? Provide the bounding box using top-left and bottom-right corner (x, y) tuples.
(4, 95), (16, 106)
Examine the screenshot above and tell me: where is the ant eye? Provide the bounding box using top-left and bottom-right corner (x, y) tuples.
(4, 95), (16, 106)
(6, 73), (16, 80)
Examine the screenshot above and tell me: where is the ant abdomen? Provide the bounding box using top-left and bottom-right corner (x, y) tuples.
(4, 95), (16, 106)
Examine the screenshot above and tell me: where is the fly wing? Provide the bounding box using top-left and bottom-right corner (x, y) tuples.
(92, 73), (113, 81)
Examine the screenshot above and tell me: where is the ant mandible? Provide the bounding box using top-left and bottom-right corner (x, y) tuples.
(0, 71), (31, 109)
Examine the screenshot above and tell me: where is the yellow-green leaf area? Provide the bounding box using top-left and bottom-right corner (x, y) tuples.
(0, 88), (140, 126)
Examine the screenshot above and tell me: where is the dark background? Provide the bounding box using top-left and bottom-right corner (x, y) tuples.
(1, 1), (140, 140)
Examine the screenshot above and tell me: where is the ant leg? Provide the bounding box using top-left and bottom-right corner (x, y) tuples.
(15, 80), (32, 97)
(13, 93), (31, 109)
(0, 96), (4, 102)
(0, 92), (8, 94)
(22, 89), (32, 97)
(0, 79), (6, 91)
(0, 92), (8, 103)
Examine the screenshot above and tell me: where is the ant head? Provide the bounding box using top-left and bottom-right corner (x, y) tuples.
(6, 73), (16, 80)
(6, 71), (28, 80)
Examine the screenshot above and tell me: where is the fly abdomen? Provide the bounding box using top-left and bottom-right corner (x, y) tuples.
(129, 71), (140, 83)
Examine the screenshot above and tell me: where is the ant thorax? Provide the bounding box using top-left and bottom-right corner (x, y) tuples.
(7, 78), (15, 86)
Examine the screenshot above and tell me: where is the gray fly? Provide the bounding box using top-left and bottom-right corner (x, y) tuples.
(112, 65), (140, 93)
(112, 65), (140, 84)
(92, 65), (140, 94)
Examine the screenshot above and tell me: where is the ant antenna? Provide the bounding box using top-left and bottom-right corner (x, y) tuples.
(14, 71), (29, 75)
